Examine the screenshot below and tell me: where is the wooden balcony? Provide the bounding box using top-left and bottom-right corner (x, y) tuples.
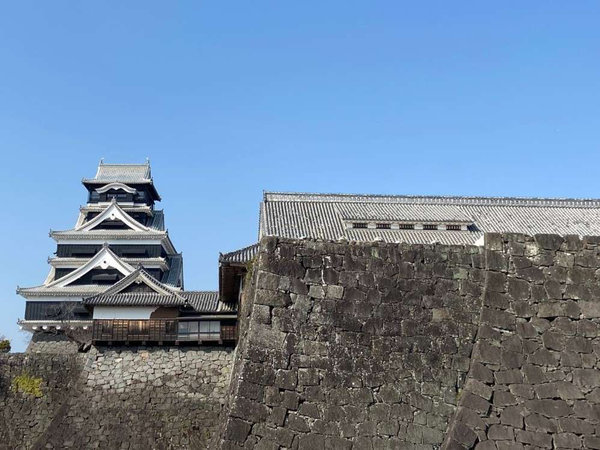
(92, 319), (237, 345)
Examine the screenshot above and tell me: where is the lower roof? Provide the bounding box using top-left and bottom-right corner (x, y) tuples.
(83, 290), (235, 313)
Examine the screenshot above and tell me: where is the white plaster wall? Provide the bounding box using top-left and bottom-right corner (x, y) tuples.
(93, 306), (158, 319)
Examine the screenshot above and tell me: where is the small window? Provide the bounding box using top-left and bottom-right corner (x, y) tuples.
(447, 224), (461, 231)
(423, 224), (438, 230)
(353, 223), (368, 229)
(399, 223), (415, 230)
(107, 193), (129, 202)
(376, 223), (391, 229)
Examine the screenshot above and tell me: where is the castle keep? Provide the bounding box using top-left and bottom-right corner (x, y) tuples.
(18, 161), (237, 347)
(4, 164), (600, 449)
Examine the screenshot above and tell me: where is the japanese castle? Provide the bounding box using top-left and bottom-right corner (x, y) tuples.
(18, 161), (600, 347)
(18, 161), (238, 344)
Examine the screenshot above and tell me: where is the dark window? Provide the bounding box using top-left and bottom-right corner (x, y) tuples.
(353, 223), (368, 229)
(376, 223), (391, 229)
(447, 224), (461, 231)
(399, 223), (414, 230)
(107, 193), (129, 202)
(423, 224), (438, 230)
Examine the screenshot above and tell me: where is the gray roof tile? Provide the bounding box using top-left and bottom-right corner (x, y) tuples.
(261, 192), (600, 245)
(220, 243), (259, 264)
(84, 162), (152, 183)
(161, 254), (183, 286)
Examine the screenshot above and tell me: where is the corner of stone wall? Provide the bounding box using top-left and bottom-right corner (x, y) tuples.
(26, 331), (82, 354)
(444, 232), (600, 449)
(218, 237), (488, 448)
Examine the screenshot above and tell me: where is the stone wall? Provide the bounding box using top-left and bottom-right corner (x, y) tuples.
(0, 345), (234, 449)
(219, 237), (487, 448)
(219, 235), (600, 449)
(0, 353), (83, 448)
(444, 233), (600, 449)
(5, 233), (600, 449)
(26, 332), (81, 354)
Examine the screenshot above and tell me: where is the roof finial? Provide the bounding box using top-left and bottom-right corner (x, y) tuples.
(102, 242), (109, 249)
(99, 158), (104, 165)
(145, 157), (150, 164)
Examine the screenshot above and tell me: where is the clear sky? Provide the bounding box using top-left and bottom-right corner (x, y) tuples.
(1, 2), (599, 351)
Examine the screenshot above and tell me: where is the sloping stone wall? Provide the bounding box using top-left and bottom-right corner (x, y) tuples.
(219, 237), (487, 448)
(444, 233), (600, 449)
(0, 346), (234, 449)
(219, 235), (600, 449)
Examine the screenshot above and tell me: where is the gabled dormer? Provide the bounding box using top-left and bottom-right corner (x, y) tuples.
(46, 245), (135, 288)
(95, 267), (183, 298)
(77, 199), (156, 232)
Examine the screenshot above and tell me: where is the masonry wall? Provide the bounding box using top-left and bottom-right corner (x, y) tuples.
(0, 346), (234, 449)
(219, 237), (486, 448)
(5, 233), (600, 449)
(445, 233), (600, 449)
(219, 235), (600, 449)
(26, 332), (82, 354)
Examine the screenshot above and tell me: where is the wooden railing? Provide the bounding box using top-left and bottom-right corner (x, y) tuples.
(92, 319), (237, 343)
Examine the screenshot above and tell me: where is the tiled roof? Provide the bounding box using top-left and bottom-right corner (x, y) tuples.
(99, 267), (179, 298)
(336, 203), (473, 223)
(85, 290), (233, 313)
(261, 192), (600, 245)
(18, 285), (106, 297)
(50, 230), (167, 239)
(263, 192), (600, 207)
(149, 210), (165, 231)
(220, 243), (259, 264)
(83, 162), (152, 183)
(85, 292), (187, 307)
(180, 291), (218, 310)
(161, 254), (183, 286)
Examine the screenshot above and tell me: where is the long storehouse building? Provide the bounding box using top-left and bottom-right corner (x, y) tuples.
(18, 162), (236, 344)
(218, 192), (600, 270)
(259, 192), (600, 244)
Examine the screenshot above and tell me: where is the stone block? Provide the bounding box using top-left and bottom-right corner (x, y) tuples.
(573, 368), (600, 387)
(584, 436), (600, 450)
(461, 392), (491, 414)
(579, 300), (600, 318)
(449, 422), (478, 448)
(224, 418), (252, 443)
(524, 399), (571, 418)
(487, 424), (514, 440)
(534, 234), (564, 251)
(255, 289), (292, 307)
(515, 430), (552, 448)
(487, 272), (507, 293)
(553, 433), (581, 449)
(465, 379), (493, 400)
(500, 406), (523, 428)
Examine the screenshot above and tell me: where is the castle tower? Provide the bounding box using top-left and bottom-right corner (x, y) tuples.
(18, 161), (184, 331)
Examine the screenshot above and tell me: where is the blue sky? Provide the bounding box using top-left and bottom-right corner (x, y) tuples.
(1, 2), (599, 351)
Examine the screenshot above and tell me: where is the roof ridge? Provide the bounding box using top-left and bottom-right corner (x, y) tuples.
(263, 191), (600, 206)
